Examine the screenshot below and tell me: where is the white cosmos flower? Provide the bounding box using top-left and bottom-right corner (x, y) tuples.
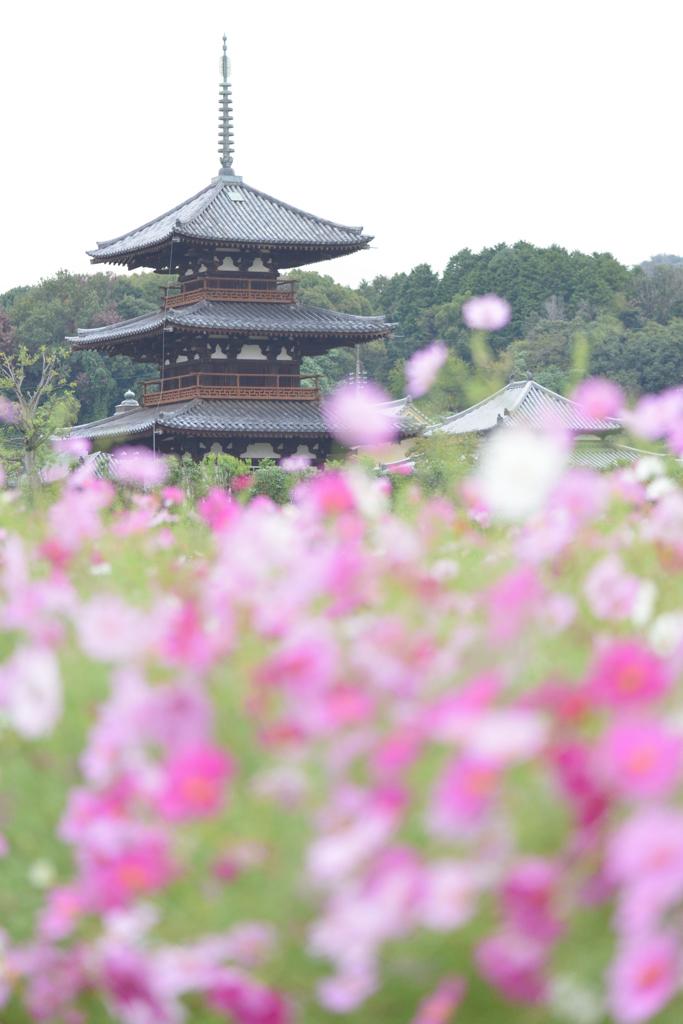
(5, 647), (63, 739)
(476, 427), (567, 522)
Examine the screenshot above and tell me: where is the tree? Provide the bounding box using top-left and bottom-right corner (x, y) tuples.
(0, 346), (77, 489)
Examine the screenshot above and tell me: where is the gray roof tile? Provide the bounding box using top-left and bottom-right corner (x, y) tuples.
(69, 300), (394, 348)
(429, 380), (621, 436)
(88, 181), (371, 264)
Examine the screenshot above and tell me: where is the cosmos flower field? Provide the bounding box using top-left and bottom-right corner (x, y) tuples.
(4, 364), (683, 1022)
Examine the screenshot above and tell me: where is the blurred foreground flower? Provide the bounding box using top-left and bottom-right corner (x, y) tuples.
(571, 379), (623, 421)
(323, 382), (398, 447)
(405, 341), (448, 398)
(462, 294), (511, 331)
(475, 427), (567, 521)
(110, 446), (169, 488)
(52, 437), (92, 458)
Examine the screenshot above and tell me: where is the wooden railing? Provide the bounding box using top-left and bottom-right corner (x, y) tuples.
(142, 372), (321, 406)
(162, 278), (297, 309)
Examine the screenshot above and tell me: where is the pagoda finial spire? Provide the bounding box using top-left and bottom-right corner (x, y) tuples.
(215, 34), (241, 182)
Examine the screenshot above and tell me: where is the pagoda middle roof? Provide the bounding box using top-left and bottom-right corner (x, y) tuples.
(68, 300), (395, 349)
(88, 180), (372, 266)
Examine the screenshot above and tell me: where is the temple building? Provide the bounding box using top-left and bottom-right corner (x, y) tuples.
(426, 378), (648, 469)
(68, 37), (398, 465)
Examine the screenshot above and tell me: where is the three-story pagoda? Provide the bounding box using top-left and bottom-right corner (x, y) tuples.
(68, 38), (396, 464)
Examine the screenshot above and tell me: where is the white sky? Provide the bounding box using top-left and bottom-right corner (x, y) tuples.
(1, 0), (681, 295)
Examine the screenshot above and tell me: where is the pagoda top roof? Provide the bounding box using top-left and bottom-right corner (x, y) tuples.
(87, 180), (372, 267)
(427, 379), (621, 437)
(68, 299), (395, 349)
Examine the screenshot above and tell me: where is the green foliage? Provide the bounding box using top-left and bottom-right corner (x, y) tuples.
(250, 460), (296, 505)
(166, 452), (251, 503)
(407, 431), (484, 496)
(0, 270), (165, 423)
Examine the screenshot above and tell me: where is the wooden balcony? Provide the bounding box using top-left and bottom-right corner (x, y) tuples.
(142, 372), (321, 406)
(163, 278), (297, 308)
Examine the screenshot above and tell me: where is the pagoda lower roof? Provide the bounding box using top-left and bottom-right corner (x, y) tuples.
(69, 300), (395, 349)
(69, 399), (331, 440)
(87, 181), (372, 267)
(69, 395), (420, 442)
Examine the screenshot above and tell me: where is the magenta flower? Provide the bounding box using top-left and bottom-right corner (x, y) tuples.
(410, 975), (465, 1024)
(587, 641), (669, 707)
(475, 931), (547, 1004)
(81, 831), (175, 910)
(0, 395), (19, 424)
(404, 342), (448, 398)
(198, 487), (239, 531)
(111, 445), (169, 488)
(207, 969), (290, 1024)
(571, 378), (623, 421)
(428, 756), (500, 836)
(608, 934), (679, 1024)
(156, 743), (234, 821)
(501, 858), (563, 941)
(462, 294), (511, 331)
(323, 383), (398, 448)
(597, 720), (682, 800)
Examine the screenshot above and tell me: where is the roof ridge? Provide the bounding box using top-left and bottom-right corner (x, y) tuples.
(527, 379), (621, 424)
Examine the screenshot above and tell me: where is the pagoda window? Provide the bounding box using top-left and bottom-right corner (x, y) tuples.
(276, 346), (293, 361)
(199, 264), (208, 273)
(211, 344), (228, 360)
(184, 269), (194, 276)
(240, 442), (277, 459)
(176, 354), (188, 363)
(217, 256), (239, 272)
(236, 344), (267, 360)
(247, 257), (269, 273)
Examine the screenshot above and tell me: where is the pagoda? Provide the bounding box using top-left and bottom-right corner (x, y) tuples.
(68, 37), (396, 465)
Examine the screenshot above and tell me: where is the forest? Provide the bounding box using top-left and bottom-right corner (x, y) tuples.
(2, 244), (683, 424)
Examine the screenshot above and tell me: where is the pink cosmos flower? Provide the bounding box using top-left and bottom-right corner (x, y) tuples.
(155, 743), (234, 821)
(607, 808), (683, 900)
(475, 931), (547, 1004)
(584, 555), (642, 621)
(427, 756), (501, 836)
(198, 487), (238, 531)
(280, 455), (312, 472)
(111, 446), (169, 489)
(411, 975), (466, 1024)
(571, 379), (623, 421)
(623, 390), (683, 441)
(100, 944), (177, 1024)
(52, 437), (93, 457)
(405, 342), (448, 398)
(501, 859), (563, 941)
(323, 383), (398, 448)
(0, 395), (19, 423)
(161, 485), (185, 506)
(76, 594), (148, 663)
(206, 969), (290, 1024)
(596, 720), (682, 799)
(38, 886), (85, 941)
(608, 934), (679, 1024)
(0, 832), (8, 858)
(587, 641), (669, 707)
(81, 830), (175, 910)
(462, 294), (511, 331)
(418, 860), (479, 932)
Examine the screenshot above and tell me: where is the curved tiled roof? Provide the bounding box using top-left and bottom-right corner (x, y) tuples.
(88, 181), (372, 265)
(428, 380), (621, 437)
(69, 300), (395, 349)
(69, 399), (330, 440)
